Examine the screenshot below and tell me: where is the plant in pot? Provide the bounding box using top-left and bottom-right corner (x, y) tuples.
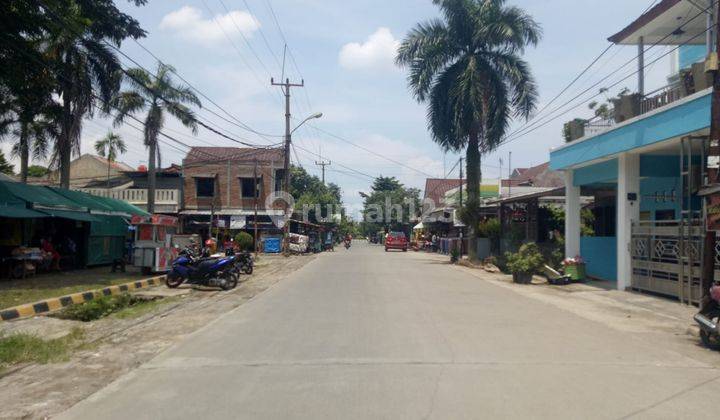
(450, 248), (460, 263)
(505, 243), (544, 284)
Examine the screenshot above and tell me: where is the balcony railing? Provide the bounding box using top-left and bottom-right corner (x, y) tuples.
(639, 83), (686, 115)
(76, 188), (180, 205)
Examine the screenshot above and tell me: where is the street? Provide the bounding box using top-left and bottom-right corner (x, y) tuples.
(58, 242), (720, 420)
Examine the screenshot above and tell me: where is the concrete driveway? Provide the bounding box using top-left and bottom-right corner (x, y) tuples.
(58, 241), (720, 419)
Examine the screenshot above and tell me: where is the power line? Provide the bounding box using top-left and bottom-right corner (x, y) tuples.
(505, 0), (714, 142)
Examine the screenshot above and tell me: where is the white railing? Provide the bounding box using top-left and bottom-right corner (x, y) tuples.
(76, 188), (180, 205)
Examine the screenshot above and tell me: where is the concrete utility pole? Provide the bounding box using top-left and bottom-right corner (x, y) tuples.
(701, 1), (720, 309)
(459, 157), (463, 207)
(254, 158), (259, 259)
(271, 77), (304, 194)
(315, 160), (331, 184)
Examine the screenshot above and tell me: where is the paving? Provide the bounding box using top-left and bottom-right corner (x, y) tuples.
(57, 242), (720, 419)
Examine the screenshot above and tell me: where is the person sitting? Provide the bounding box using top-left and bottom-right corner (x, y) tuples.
(41, 236), (61, 271)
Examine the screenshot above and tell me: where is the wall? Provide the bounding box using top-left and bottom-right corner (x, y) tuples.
(183, 161), (282, 211)
(580, 236), (617, 281)
(679, 45), (707, 69)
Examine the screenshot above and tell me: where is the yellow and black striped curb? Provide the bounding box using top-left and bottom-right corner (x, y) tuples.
(0, 275), (166, 322)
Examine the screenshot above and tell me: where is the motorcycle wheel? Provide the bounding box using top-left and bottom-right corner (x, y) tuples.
(243, 264), (253, 275)
(699, 308), (720, 351)
(221, 272), (239, 291)
(166, 272), (184, 289)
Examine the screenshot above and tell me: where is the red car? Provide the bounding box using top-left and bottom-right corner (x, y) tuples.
(385, 232), (408, 252)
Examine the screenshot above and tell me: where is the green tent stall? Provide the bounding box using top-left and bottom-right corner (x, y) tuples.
(0, 181), (149, 267)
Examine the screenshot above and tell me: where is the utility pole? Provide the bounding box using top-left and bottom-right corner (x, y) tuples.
(508, 151), (512, 197)
(254, 158), (259, 259)
(315, 160), (331, 184)
(271, 77), (304, 194)
(701, 1), (720, 310)
(458, 157), (463, 207)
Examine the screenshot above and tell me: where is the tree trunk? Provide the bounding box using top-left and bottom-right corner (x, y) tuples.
(466, 130), (481, 261)
(19, 123), (29, 184)
(147, 139), (157, 214)
(59, 103), (72, 189)
(107, 160), (111, 189)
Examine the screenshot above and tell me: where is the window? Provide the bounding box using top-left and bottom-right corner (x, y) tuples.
(274, 169), (285, 192)
(240, 177), (260, 198)
(195, 178), (215, 198)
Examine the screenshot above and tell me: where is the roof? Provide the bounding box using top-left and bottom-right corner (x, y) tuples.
(87, 154), (134, 172)
(83, 176), (133, 189)
(423, 178), (464, 205)
(0, 181), (85, 211)
(184, 147), (285, 165)
(501, 162), (563, 188)
(608, 0), (706, 45)
(485, 187), (565, 205)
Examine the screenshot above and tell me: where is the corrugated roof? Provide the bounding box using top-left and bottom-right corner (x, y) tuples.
(184, 147), (285, 165)
(501, 162), (563, 188)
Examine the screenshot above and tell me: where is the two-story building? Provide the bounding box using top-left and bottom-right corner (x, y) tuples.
(179, 146), (287, 240)
(550, 0), (717, 304)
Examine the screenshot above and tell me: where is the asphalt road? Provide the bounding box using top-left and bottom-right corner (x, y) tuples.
(59, 241), (720, 420)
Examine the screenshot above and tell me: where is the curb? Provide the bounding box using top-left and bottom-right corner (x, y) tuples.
(0, 275), (166, 322)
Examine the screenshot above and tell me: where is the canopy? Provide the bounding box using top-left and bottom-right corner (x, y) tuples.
(413, 222), (425, 230)
(49, 187), (116, 214)
(0, 205), (47, 218)
(0, 181), (84, 211)
(91, 195), (149, 217)
(38, 209), (100, 222)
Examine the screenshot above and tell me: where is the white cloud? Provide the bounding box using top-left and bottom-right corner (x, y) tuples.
(338, 27), (400, 71)
(159, 6), (259, 43)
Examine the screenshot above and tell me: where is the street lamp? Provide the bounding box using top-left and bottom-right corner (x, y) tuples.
(291, 112), (323, 135)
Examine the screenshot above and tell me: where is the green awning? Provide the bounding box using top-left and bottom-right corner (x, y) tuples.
(49, 187), (116, 213)
(91, 195), (149, 217)
(0, 206), (48, 218)
(38, 209), (100, 222)
(0, 181), (85, 210)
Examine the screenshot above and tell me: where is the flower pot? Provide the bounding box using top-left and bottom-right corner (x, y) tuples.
(512, 272), (533, 284)
(611, 94), (641, 123)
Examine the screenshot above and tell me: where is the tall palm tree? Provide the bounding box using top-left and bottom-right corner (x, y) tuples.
(46, 4), (123, 189)
(396, 0), (540, 260)
(94, 132), (127, 189)
(113, 63), (201, 213)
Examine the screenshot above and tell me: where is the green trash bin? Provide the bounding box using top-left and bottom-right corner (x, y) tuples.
(564, 263), (586, 281)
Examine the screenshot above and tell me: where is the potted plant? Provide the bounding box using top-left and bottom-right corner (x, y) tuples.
(505, 243), (544, 284)
(562, 118), (587, 142)
(450, 248), (460, 263)
(610, 90), (641, 123)
(562, 256), (587, 281)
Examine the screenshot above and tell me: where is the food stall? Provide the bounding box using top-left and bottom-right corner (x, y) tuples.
(131, 215), (180, 273)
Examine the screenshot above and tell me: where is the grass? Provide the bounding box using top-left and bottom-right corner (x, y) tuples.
(0, 327), (85, 372)
(54, 293), (177, 322)
(0, 267), (148, 310)
(112, 296), (180, 320)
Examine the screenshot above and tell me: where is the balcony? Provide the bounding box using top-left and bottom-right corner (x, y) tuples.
(76, 188), (181, 213)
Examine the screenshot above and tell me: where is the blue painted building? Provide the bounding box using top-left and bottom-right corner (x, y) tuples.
(549, 0), (713, 303)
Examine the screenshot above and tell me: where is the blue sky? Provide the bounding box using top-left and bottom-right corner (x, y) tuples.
(7, 0), (675, 210)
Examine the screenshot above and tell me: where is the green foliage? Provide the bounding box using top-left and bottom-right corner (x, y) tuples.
(290, 166), (344, 225)
(57, 293), (136, 322)
(505, 243), (544, 275)
(477, 218), (501, 240)
(0, 327), (84, 369)
(0, 150), (14, 175)
(234, 231), (254, 251)
(361, 176), (420, 235)
(27, 165), (49, 177)
(545, 206), (595, 237)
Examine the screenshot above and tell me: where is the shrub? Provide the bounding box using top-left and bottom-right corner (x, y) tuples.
(505, 243), (544, 275)
(57, 294), (136, 322)
(477, 218), (501, 240)
(234, 232), (254, 251)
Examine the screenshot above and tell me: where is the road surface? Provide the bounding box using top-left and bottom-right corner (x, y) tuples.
(59, 241), (720, 419)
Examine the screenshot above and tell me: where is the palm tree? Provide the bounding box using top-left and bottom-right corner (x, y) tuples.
(0, 88), (58, 183)
(396, 0), (540, 260)
(94, 132), (127, 189)
(113, 63), (201, 213)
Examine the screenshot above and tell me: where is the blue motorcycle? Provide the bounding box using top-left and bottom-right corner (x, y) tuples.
(166, 247), (239, 291)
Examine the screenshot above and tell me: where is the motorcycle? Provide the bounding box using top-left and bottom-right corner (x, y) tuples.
(694, 284), (720, 350)
(225, 249), (254, 275)
(344, 240), (351, 250)
(166, 247), (238, 290)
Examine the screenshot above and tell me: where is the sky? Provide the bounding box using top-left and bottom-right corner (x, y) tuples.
(3, 0), (676, 212)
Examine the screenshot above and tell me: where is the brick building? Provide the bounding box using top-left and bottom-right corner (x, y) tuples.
(179, 146), (287, 238)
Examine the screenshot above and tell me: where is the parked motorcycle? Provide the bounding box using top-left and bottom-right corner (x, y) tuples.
(166, 247), (238, 290)
(694, 284), (720, 350)
(225, 249), (254, 275)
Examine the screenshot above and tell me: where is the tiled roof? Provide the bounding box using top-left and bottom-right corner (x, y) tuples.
(88, 154), (134, 172)
(501, 162), (563, 188)
(183, 147), (285, 165)
(423, 178), (464, 205)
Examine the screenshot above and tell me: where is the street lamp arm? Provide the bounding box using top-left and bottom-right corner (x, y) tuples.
(290, 112), (323, 135)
